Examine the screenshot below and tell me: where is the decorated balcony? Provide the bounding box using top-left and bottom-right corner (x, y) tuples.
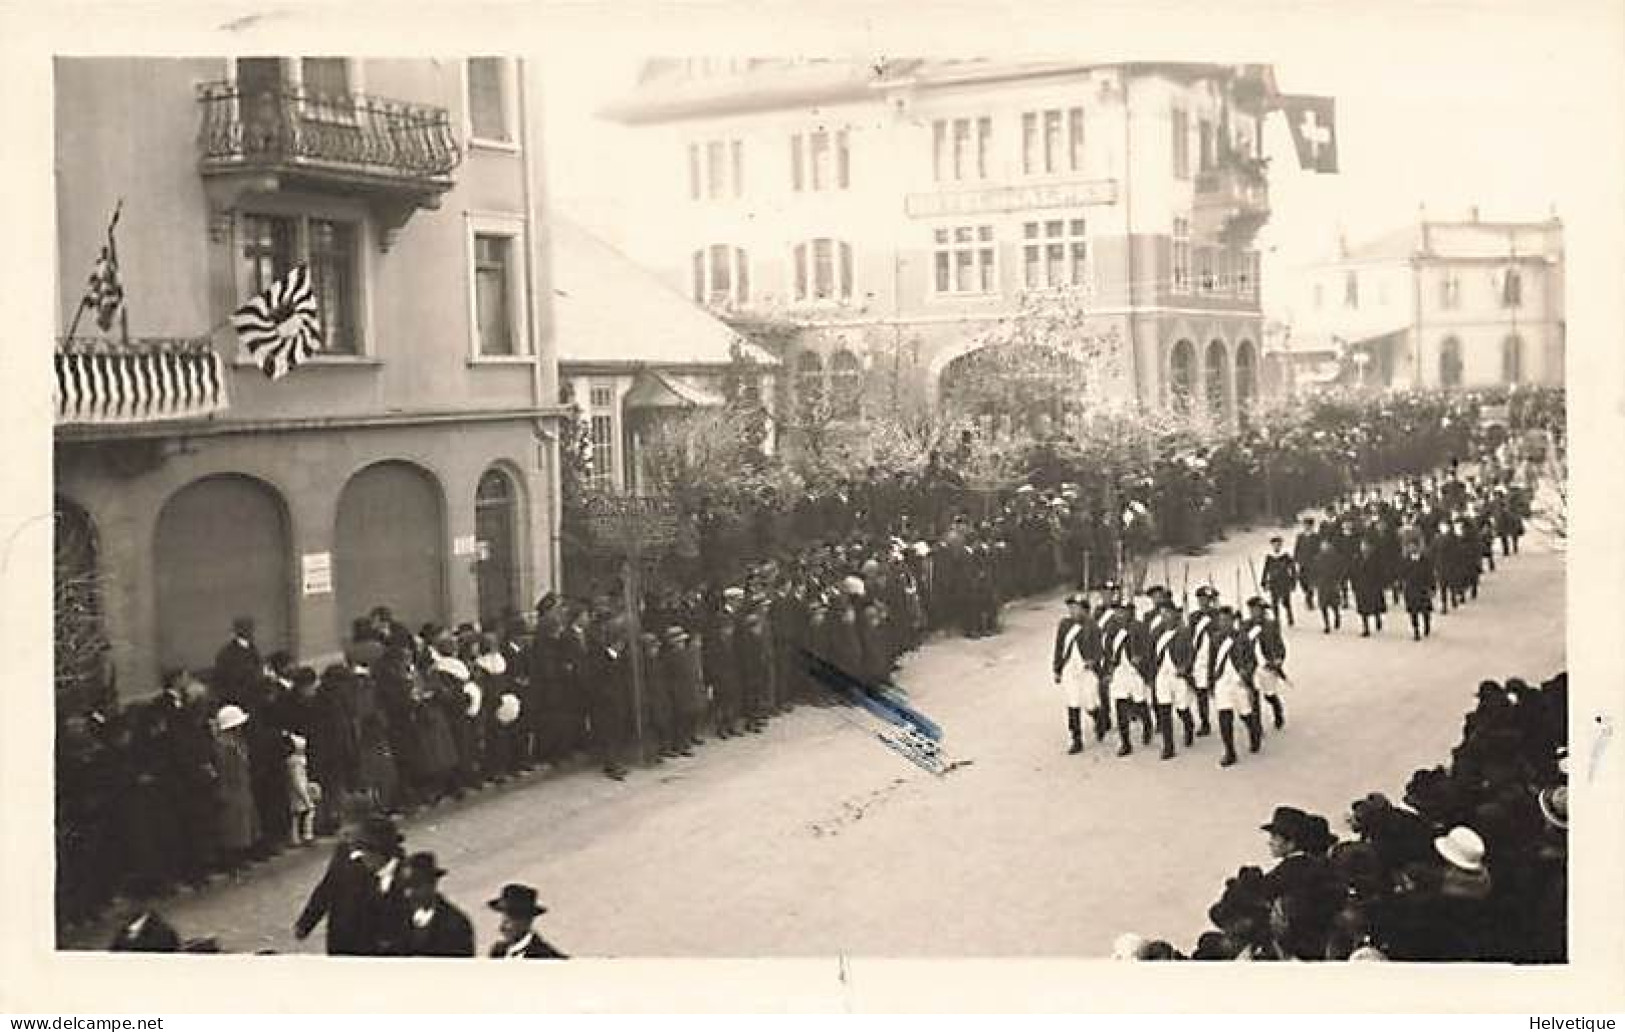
(196, 81), (462, 249)
(55, 336), (228, 429)
(1193, 157), (1271, 245)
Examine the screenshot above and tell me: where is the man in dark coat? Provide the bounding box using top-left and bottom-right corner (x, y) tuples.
(396, 851), (474, 957)
(1291, 518), (1320, 610)
(1350, 538), (1388, 637)
(1398, 540), (1436, 641)
(212, 616), (264, 709)
(1310, 539), (1345, 634)
(487, 884), (567, 959)
(293, 814), (408, 956)
(1260, 536), (1298, 627)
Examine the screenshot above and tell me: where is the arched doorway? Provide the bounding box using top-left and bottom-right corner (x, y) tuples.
(55, 497), (108, 710)
(1169, 339), (1197, 413)
(1502, 334), (1524, 384)
(939, 343), (1087, 438)
(335, 461), (446, 635)
(1234, 339), (1259, 425)
(1440, 336), (1464, 388)
(474, 466), (523, 626)
(1205, 339), (1231, 422)
(155, 474), (291, 675)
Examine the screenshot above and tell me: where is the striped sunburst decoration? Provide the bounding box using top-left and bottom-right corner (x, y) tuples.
(233, 264), (324, 380)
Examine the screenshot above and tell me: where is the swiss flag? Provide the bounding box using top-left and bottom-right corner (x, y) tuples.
(1280, 94), (1339, 173)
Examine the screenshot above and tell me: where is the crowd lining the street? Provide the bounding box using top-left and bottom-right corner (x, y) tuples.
(1112, 672), (1568, 962)
(54, 386), (1564, 949)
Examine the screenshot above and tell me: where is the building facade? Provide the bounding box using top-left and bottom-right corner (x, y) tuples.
(551, 214), (777, 495)
(1271, 212), (1565, 391)
(599, 59), (1284, 427)
(54, 57), (566, 702)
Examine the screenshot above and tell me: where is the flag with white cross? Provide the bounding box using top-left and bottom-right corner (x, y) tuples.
(1280, 95), (1339, 173)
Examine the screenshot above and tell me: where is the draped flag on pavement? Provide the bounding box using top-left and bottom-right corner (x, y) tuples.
(1279, 94), (1339, 173)
(233, 264), (324, 380)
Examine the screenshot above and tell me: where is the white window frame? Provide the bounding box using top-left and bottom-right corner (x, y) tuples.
(227, 57), (365, 128)
(790, 127), (850, 192)
(1172, 217), (1191, 295)
(1020, 216), (1089, 292)
(931, 116), (993, 183)
(1440, 271), (1461, 310)
(230, 195), (376, 365)
(587, 379), (619, 492)
(463, 57), (521, 153)
(790, 238), (855, 304)
(464, 211), (532, 363)
(690, 136), (746, 200)
(691, 243), (751, 307)
(931, 223), (999, 297)
(1021, 106), (1085, 177)
(1171, 107), (1191, 180)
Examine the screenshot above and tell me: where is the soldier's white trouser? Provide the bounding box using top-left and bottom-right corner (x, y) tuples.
(1255, 665), (1287, 699)
(1154, 668), (1193, 711)
(1109, 663), (1148, 704)
(1060, 664), (1095, 710)
(1214, 671), (1253, 715)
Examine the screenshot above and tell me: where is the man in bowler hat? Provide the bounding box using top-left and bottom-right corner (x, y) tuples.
(397, 851), (474, 957)
(294, 814), (407, 955)
(488, 883), (567, 959)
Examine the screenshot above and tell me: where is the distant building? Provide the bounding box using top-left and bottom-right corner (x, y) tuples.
(551, 215), (778, 495)
(54, 57), (566, 703)
(599, 59), (1293, 427)
(1270, 211), (1565, 391)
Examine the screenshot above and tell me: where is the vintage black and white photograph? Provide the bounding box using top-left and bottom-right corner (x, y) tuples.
(10, 0), (1624, 1010)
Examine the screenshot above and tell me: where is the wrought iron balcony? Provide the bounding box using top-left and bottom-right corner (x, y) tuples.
(196, 82), (462, 248)
(55, 336), (227, 429)
(1193, 158), (1271, 244)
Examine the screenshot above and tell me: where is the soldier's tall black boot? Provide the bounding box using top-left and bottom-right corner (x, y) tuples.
(1267, 694), (1285, 730)
(1114, 700), (1134, 757)
(1157, 704), (1177, 760)
(1066, 707), (1084, 755)
(1139, 701), (1154, 745)
(1423, 610), (1432, 637)
(1218, 711), (1238, 767)
(1245, 710), (1263, 753)
(1178, 707), (1196, 747)
(1096, 682), (1113, 738)
(1196, 689), (1213, 737)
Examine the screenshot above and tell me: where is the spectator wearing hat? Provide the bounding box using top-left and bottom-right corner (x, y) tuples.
(1260, 536), (1298, 627)
(396, 852), (474, 957)
(705, 600), (743, 737)
(295, 814), (407, 956)
(212, 616), (265, 709)
(212, 704), (260, 872)
(487, 883), (566, 959)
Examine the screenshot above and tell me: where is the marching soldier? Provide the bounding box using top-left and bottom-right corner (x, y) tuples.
(1187, 585), (1220, 738)
(1260, 536), (1298, 627)
(1148, 595), (1196, 759)
(1051, 593), (1095, 755)
(1101, 596), (1152, 757)
(1243, 596), (1289, 731)
(1210, 606), (1261, 768)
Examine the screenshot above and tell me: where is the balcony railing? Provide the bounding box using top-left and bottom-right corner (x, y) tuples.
(55, 337), (227, 427)
(197, 82), (462, 183)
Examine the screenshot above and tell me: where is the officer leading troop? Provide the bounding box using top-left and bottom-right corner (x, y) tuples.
(1052, 581), (1289, 768)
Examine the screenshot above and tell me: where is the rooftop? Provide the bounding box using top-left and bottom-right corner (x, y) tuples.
(549, 214), (777, 369)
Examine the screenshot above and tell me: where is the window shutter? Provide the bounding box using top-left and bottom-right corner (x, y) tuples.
(840, 242), (853, 300)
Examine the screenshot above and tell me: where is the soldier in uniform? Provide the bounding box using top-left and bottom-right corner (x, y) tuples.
(1210, 606), (1261, 768)
(1261, 536), (1299, 627)
(1243, 596), (1289, 731)
(1186, 585), (1220, 737)
(1148, 594), (1196, 758)
(1101, 596), (1152, 757)
(1051, 592), (1095, 755)
(1291, 518), (1320, 611)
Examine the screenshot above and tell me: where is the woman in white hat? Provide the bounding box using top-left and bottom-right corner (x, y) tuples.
(212, 704), (260, 871)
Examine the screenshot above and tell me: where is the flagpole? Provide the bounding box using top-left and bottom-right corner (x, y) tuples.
(109, 199), (126, 346)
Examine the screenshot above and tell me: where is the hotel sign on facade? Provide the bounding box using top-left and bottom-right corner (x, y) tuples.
(904, 178), (1119, 219)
